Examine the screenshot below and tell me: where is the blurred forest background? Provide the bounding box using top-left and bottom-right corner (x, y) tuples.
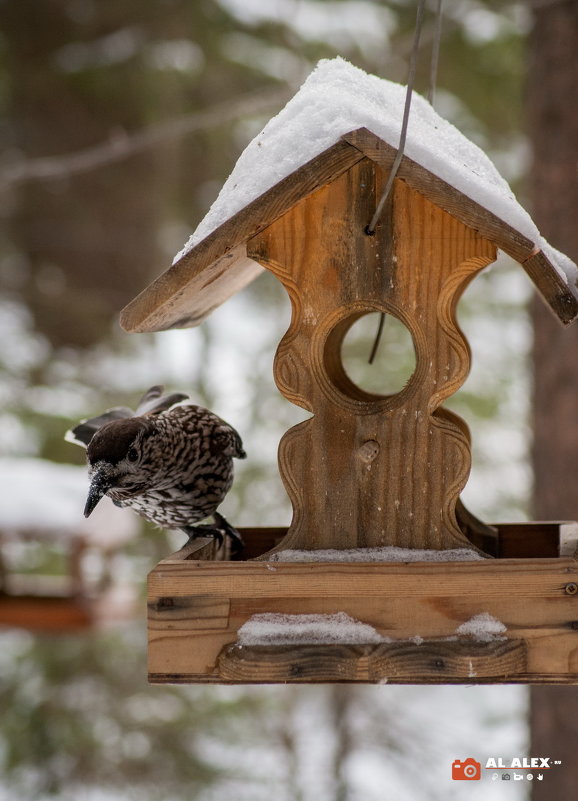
(0, 1), (576, 800)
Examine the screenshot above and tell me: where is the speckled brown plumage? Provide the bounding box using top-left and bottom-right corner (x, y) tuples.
(66, 386), (246, 550)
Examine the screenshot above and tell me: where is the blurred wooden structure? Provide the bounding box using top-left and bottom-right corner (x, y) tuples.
(122, 128), (578, 684)
(0, 534), (93, 631)
(0, 481), (140, 632)
(0, 528), (140, 632)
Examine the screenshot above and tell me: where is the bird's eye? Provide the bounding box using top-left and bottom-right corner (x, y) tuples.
(127, 447), (139, 463)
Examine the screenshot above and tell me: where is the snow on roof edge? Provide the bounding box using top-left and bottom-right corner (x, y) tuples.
(174, 57), (577, 289)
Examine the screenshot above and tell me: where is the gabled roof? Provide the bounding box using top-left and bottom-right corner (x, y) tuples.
(121, 59), (578, 333)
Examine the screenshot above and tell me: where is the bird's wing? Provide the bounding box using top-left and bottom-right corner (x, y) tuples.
(137, 385), (189, 416)
(64, 407), (135, 448)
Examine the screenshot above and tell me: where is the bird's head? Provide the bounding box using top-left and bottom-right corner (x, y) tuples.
(84, 417), (153, 517)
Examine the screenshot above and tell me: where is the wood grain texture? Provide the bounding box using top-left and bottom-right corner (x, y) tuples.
(248, 158), (496, 553)
(342, 128), (578, 325)
(121, 128), (576, 334)
(149, 556), (578, 599)
(147, 552), (578, 683)
(217, 639), (527, 683)
(342, 128), (535, 260)
(120, 142), (365, 332)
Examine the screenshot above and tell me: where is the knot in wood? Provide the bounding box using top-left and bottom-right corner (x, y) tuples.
(357, 439), (380, 464)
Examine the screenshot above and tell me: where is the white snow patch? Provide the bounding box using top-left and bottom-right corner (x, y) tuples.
(237, 611), (389, 646)
(237, 611), (508, 649)
(269, 546), (485, 563)
(175, 57), (577, 287)
(0, 458), (139, 546)
(456, 612), (507, 642)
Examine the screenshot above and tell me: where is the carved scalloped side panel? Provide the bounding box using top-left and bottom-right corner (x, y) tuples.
(247, 158), (497, 551)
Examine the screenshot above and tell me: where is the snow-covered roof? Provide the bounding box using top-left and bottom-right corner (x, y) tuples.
(121, 57), (578, 333)
(175, 58), (572, 276)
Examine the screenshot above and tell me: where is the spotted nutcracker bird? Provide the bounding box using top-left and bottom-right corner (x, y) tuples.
(66, 386), (246, 552)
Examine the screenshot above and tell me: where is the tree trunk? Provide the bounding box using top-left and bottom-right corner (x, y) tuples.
(527, 3), (578, 799)
(0, 2), (185, 350)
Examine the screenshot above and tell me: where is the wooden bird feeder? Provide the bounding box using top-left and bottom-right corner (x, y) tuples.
(121, 60), (578, 685)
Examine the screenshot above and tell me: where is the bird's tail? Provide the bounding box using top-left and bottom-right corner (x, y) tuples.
(136, 385), (189, 416)
(65, 385), (190, 448)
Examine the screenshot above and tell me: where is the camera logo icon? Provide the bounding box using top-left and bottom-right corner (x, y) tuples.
(452, 758), (481, 780)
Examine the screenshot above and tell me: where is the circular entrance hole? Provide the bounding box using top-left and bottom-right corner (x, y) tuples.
(340, 311), (417, 397)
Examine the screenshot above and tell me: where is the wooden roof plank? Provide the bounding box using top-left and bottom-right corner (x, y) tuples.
(121, 128), (577, 332)
(521, 249), (578, 326)
(121, 140), (365, 332)
(122, 245), (263, 332)
(343, 127), (578, 325)
(342, 127), (537, 262)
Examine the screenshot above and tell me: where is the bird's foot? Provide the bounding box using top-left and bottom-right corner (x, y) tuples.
(180, 523), (225, 548)
(212, 512), (245, 557)
(179, 513), (245, 558)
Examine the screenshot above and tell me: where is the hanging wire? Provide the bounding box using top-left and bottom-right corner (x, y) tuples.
(427, 0), (444, 105)
(367, 0), (444, 364)
(365, 0), (427, 237)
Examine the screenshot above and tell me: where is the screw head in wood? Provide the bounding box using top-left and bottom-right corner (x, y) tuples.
(564, 582), (578, 596)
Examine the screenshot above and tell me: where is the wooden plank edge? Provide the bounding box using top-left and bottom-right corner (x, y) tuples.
(342, 128), (534, 257)
(560, 522), (578, 558)
(217, 639), (529, 683)
(120, 141), (365, 333)
(342, 127), (578, 326)
(148, 554), (578, 576)
(121, 248), (263, 333)
(149, 673), (578, 685)
(522, 250), (578, 326)
(148, 522), (578, 565)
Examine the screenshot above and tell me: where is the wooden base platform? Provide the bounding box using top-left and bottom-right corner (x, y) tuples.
(148, 523), (578, 685)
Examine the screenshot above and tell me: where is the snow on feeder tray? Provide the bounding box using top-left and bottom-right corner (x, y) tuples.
(121, 58), (578, 685)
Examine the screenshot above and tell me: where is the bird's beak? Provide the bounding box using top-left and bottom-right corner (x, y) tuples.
(84, 467), (111, 518)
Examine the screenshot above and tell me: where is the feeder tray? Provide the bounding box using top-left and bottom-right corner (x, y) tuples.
(147, 523), (578, 684)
